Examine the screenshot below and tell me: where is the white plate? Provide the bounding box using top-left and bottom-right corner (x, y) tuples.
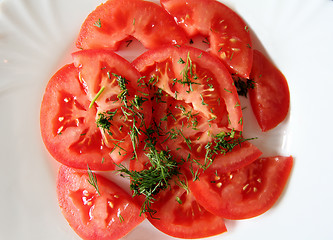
(1, 0), (333, 239)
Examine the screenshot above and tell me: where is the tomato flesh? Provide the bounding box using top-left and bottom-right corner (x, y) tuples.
(40, 50), (151, 171)
(160, 0), (253, 78)
(132, 46), (260, 176)
(57, 165), (145, 240)
(40, 64), (116, 170)
(189, 156), (293, 220)
(132, 45), (243, 132)
(249, 50), (290, 131)
(76, 0), (188, 50)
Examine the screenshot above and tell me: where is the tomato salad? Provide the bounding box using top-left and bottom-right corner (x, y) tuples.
(40, 0), (293, 239)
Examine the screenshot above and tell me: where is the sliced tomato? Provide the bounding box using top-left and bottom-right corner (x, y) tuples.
(132, 46), (259, 175)
(147, 177), (227, 239)
(129, 151), (227, 239)
(76, 0), (188, 50)
(40, 64), (115, 170)
(249, 50), (290, 132)
(40, 50), (151, 170)
(133, 45), (242, 131)
(189, 156), (293, 220)
(160, 0), (253, 78)
(57, 165), (145, 240)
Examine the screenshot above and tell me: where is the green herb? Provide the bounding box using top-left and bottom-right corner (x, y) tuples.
(232, 75), (255, 97)
(96, 110), (118, 135)
(94, 18), (102, 28)
(126, 39), (133, 47)
(113, 73), (129, 106)
(230, 52), (234, 61)
(118, 213), (124, 222)
(87, 165), (100, 196)
(131, 95), (148, 110)
(190, 130), (256, 180)
(177, 128), (192, 150)
(224, 88), (232, 93)
(89, 86), (105, 108)
(175, 196), (182, 204)
(116, 145), (180, 217)
(178, 57), (185, 64)
(174, 52), (201, 92)
(202, 37), (210, 44)
(200, 94), (208, 106)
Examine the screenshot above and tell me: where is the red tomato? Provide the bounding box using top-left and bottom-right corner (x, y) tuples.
(189, 156), (293, 220)
(40, 50), (151, 170)
(76, 0), (188, 50)
(57, 165), (145, 240)
(129, 151), (227, 239)
(249, 50), (290, 132)
(132, 46), (260, 175)
(160, 0), (253, 78)
(132, 45), (242, 132)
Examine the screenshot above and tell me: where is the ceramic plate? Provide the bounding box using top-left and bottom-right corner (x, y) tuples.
(1, 0), (333, 239)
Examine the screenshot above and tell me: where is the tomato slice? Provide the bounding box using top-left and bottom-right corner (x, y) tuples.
(40, 50), (151, 170)
(76, 0), (188, 50)
(72, 49), (152, 163)
(129, 151), (227, 239)
(132, 46), (258, 176)
(147, 177), (227, 239)
(249, 50), (290, 132)
(132, 45), (242, 132)
(188, 156), (293, 220)
(40, 64), (115, 170)
(57, 165), (145, 240)
(160, 0), (253, 78)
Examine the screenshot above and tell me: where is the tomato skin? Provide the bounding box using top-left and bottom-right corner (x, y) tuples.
(76, 0), (188, 50)
(249, 50), (290, 132)
(57, 165), (145, 240)
(189, 156), (293, 220)
(160, 0), (253, 78)
(40, 64), (115, 171)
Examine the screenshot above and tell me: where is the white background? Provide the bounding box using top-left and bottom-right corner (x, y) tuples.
(1, 0), (333, 239)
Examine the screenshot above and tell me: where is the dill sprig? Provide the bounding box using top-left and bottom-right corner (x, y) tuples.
(113, 73), (129, 106)
(108, 74), (148, 157)
(232, 74), (255, 97)
(116, 144), (180, 217)
(89, 86), (105, 108)
(190, 130), (257, 180)
(87, 165), (101, 196)
(174, 53), (200, 92)
(96, 109), (118, 135)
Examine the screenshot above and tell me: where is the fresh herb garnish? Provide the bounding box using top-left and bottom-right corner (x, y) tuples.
(232, 75), (255, 97)
(96, 110), (118, 135)
(87, 165), (100, 196)
(190, 130), (256, 180)
(94, 18), (102, 28)
(116, 144), (180, 217)
(89, 86), (105, 108)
